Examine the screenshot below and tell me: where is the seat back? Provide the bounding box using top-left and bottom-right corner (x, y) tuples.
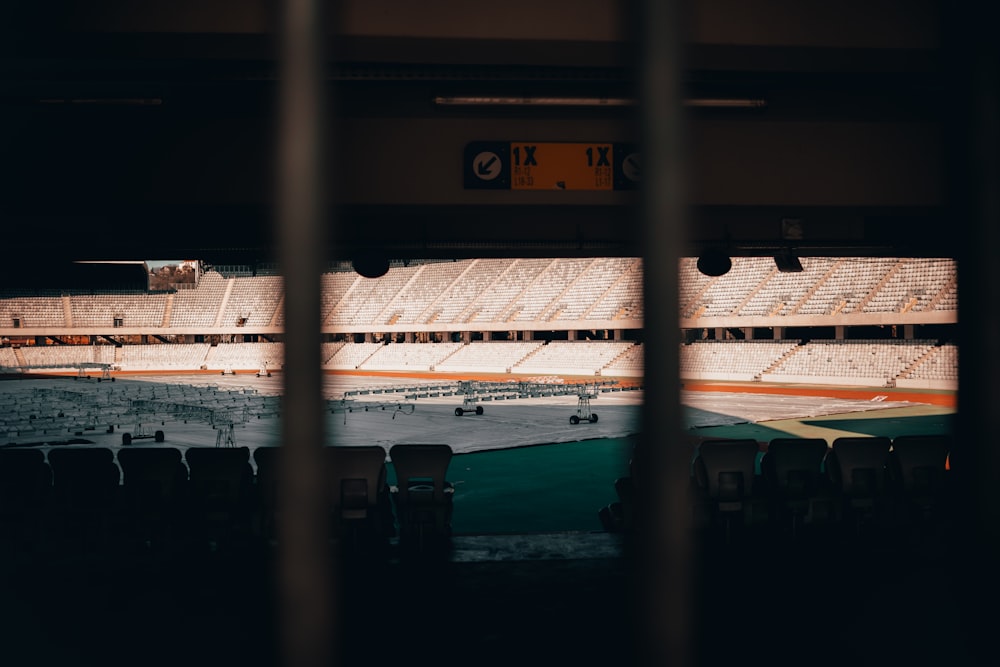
(184, 447), (254, 542)
(252, 445), (281, 509)
(116, 447), (188, 544)
(47, 447), (119, 510)
(117, 447), (187, 508)
(694, 439), (760, 505)
(0, 449), (52, 511)
(250, 445), (281, 540)
(389, 444), (453, 504)
(185, 447), (254, 506)
(762, 438), (830, 498)
(829, 437), (891, 502)
(326, 445), (388, 520)
(889, 434), (950, 495)
(389, 444), (454, 543)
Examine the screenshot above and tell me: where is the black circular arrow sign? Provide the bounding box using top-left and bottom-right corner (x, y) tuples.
(464, 141), (510, 189)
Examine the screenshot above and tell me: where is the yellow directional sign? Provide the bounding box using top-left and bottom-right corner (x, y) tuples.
(510, 142), (613, 191)
(463, 141), (638, 191)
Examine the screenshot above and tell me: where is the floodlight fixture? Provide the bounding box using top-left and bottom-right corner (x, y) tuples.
(433, 96), (766, 109)
(774, 253), (803, 273)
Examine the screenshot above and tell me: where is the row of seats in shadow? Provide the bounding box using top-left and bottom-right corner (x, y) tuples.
(0, 442), (624, 667)
(0, 442), (456, 561)
(600, 433), (955, 551)
(599, 433), (974, 667)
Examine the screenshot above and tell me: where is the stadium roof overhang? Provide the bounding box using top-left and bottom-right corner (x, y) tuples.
(0, 0), (960, 279)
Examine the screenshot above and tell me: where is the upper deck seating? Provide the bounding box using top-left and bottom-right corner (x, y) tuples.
(70, 293), (167, 328)
(0, 294), (66, 328)
(509, 258), (593, 322)
(221, 275), (283, 327)
(326, 264), (418, 326)
(554, 257), (639, 321)
(736, 258), (836, 316)
(377, 261), (469, 326)
(168, 271), (228, 327)
(863, 258), (957, 313)
(427, 258), (509, 325)
(691, 257), (774, 317)
(468, 258), (553, 323)
(796, 258), (900, 315)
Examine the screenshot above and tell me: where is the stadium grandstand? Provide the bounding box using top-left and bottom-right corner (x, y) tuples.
(2, 3), (994, 667)
(1, 256), (957, 387)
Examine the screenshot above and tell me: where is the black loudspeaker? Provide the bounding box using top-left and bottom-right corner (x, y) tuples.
(697, 251), (732, 277)
(352, 252), (391, 278)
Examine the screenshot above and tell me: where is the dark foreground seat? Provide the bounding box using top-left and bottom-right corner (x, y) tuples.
(117, 446), (189, 548)
(389, 444), (454, 553)
(693, 438), (765, 543)
(326, 445), (394, 550)
(184, 446), (255, 550)
(827, 436), (893, 538)
(761, 437), (835, 539)
(888, 434), (952, 534)
(0, 449), (52, 555)
(599, 441), (696, 534)
(47, 447), (120, 552)
(251, 445), (280, 542)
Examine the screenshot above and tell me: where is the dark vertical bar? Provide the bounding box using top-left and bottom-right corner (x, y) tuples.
(276, 1), (334, 666)
(946, 2), (1000, 664)
(635, 0), (692, 666)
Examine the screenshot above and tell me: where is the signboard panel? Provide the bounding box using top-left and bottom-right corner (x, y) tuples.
(510, 142), (612, 191)
(464, 141), (638, 191)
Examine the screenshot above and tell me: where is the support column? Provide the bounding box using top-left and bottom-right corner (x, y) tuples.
(275, 1), (333, 665)
(636, 0), (691, 664)
(835, 325), (846, 340)
(945, 6), (1000, 662)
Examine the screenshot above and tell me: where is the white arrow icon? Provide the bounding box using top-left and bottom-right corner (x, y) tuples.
(474, 151), (502, 181)
(623, 153), (640, 182)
